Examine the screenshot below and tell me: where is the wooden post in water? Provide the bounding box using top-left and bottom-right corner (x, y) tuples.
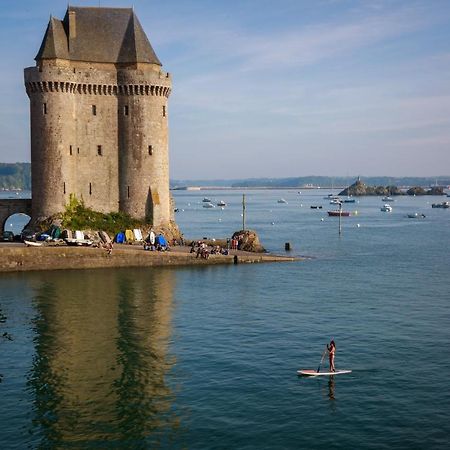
(242, 194), (246, 231)
(339, 201), (342, 236)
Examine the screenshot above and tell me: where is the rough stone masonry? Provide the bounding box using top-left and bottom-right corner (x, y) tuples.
(24, 6), (172, 226)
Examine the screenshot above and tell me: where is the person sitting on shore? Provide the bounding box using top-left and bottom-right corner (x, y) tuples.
(210, 245), (221, 255)
(196, 242), (206, 258)
(105, 241), (113, 255)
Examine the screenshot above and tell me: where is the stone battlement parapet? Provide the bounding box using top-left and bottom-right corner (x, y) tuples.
(25, 80), (171, 97)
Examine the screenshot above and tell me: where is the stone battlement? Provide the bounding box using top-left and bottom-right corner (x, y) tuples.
(25, 80), (171, 97)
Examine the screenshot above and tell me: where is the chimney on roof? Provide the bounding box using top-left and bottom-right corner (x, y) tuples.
(68, 10), (76, 39)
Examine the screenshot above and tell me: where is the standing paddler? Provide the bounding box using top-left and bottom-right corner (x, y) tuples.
(327, 340), (336, 372)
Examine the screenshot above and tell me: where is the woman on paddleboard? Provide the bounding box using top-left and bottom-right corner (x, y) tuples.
(327, 340), (336, 372)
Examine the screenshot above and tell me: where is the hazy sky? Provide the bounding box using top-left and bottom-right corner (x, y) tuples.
(1, 0), (450, 178)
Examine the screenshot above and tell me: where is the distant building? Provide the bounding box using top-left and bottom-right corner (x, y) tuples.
(24, 6), (172, 226)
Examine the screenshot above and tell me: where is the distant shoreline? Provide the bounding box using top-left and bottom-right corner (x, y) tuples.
(2, 163), (450, 191)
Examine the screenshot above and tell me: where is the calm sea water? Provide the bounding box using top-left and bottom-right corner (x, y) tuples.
(1, 189), (450, 449)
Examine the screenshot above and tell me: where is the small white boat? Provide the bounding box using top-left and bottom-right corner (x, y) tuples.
(407, 213), (426, 219)
(382, 196), (393, 202)
(65, 238), (94, 246)
(202, 202), (215, 208)
(217, 200), (227, 207)
(202, 197), (212, 203)
(277, 198), (288, 204)
(381, 204), (393, 212)
(24, 240), (44, 247)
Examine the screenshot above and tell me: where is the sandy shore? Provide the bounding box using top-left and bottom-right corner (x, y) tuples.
(0, 243), (299, 273)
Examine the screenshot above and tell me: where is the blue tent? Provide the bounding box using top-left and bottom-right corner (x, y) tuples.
(155, 234), (167, 246)
(115, 232), (125, 243)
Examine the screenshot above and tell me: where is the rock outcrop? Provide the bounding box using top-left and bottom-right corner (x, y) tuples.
(232, 229), (266, 253)
(339, 177), (444, 196)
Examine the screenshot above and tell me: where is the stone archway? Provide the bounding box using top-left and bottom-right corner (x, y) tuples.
(0, 199), (32, 231)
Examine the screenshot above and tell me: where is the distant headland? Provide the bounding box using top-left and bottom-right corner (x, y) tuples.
(338, 177), (446, 196)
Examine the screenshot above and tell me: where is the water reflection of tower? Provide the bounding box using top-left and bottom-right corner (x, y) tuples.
(28, 268), (177, 447)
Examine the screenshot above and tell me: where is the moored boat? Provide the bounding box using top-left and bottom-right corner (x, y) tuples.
(24, 240), (44, 247)
(65, 238), (94, 246)
(381, 204), (393, 212)
(431, 201), (449, 208)
(277, 198), (288, 204)
(202, 202), (215, 208)
(327, 210), (350, 217)
(217, 200), (227, 207)
(202, 197), (212, 203)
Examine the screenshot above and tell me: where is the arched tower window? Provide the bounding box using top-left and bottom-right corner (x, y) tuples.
(148, 145), (153, 155)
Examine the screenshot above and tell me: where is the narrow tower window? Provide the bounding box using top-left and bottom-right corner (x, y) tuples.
(77, 148), (80, 154)
(97, 145), (102, 156)
(124, 105), (129, 116)
(127, 186), (130, 198)
(89, 182), (92, 195)
(69, 145), (73, 156)
(162, 105), (166, 117)
(63, 182), (66, 194)
(148, 145), (153, 155)
(43, 103), (47, 114)
(92, 105), (96, 115)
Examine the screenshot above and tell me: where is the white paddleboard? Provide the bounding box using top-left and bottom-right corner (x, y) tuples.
(297, 369), (352, 376)
(149, 231), (155, 245)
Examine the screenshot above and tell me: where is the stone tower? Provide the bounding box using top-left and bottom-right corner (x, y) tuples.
(24, 6), (172, 226)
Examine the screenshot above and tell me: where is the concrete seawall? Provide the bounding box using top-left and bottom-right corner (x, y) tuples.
(0, 245), (298, 273)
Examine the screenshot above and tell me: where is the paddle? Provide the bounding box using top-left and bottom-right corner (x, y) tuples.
(317, 346), (327, 373)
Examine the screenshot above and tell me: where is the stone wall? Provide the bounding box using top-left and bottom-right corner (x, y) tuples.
(24, 60), (171, 225)
(0, 199), (32, 229)
(0, 246), (295, 273)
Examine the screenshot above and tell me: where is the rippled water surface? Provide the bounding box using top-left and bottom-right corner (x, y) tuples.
(1, 189), (450, 449)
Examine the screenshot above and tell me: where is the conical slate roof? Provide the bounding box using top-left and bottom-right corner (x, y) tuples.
(35, 16), (69, 61)
(35, 6), (161, 65)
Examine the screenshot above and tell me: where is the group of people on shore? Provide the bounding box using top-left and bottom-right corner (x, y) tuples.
(230, 235), (243, 250)
(190, 241), (229, 259)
